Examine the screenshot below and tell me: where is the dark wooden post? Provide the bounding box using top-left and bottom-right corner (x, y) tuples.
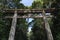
(42, 10), (53, 40)
(8, 10), (17, 40)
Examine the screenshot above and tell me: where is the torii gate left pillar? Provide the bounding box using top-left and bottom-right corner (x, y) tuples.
(8, 10), (17, 40)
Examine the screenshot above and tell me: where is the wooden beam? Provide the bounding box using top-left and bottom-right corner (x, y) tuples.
(5, 15), (53, 18)
(8, 10), (17, 40)
(4, 8), (56, 11)
(3, 8), (56, 13)
(3, 9), (42, 13)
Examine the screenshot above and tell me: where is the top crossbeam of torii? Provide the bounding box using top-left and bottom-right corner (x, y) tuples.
(3, 8), (57, 13)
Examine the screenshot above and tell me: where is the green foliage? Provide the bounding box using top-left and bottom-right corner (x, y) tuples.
(15, 19), (28, 40)
(0, 18), (12, 40)
(51, 0), (60, 40)
(29, 18), (47, 40)
(32, 1), (43, 9)
(11, 0), (27, 9)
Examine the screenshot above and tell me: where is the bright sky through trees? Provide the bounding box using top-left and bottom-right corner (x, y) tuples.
(26, 18), (34, 32)
(20, 0), (34, 6)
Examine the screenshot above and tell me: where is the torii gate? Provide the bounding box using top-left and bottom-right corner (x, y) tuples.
(3, 8), (54, 40)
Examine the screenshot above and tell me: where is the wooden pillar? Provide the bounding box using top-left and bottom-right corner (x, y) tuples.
(42, 10), (53, 40)
(8, 10), (17, 40)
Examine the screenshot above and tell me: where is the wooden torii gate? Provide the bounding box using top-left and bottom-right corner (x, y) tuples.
(3, 8), (54, 40)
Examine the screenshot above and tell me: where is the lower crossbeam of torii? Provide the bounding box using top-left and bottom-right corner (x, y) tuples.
(4, 9), (54, 40)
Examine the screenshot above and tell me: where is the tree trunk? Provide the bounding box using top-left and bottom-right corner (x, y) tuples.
(8, 10), (17, 40)
(42, 10), (53, 40)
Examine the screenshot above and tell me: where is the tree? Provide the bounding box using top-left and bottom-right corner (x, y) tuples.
(32, 1), (43, 9)
(29, 18), (47, 40)
(51, 0), (60, 40)
(15, 18), (28, 40)
(0, 12), (12, 40)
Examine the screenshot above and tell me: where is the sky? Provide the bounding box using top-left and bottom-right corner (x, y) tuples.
(26, 18), (34, 23)
(26, 18), (34, 32)
(20, 0), (34, 6)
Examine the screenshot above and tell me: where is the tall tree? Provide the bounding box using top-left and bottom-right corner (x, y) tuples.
(15, 18), (28, 40)
(0, 12), (12, 40)
(51, 0), (60, 40)
(31, 18), (47, 40)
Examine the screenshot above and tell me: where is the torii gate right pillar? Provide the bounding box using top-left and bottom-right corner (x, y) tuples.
(42, 10), (53, 40)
